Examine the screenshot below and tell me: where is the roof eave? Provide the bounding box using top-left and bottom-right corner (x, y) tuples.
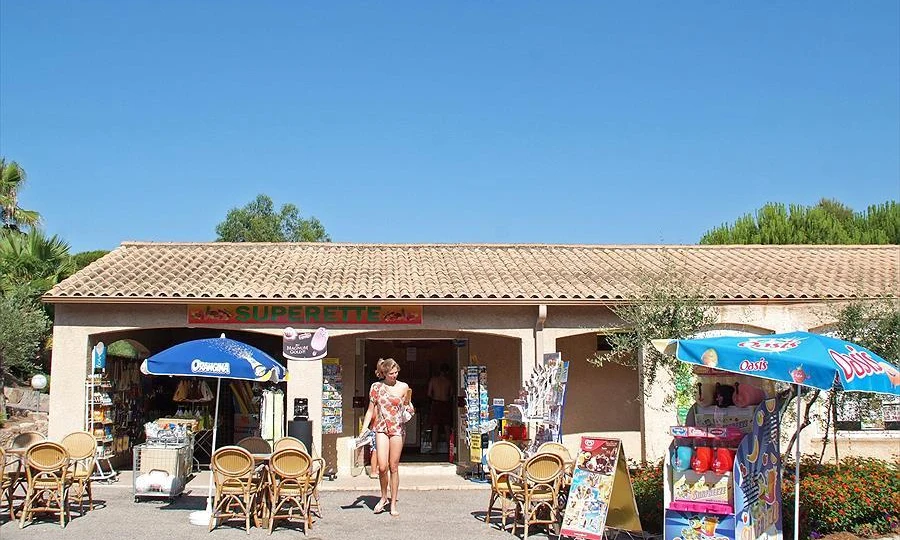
(41, 295), (879, 307)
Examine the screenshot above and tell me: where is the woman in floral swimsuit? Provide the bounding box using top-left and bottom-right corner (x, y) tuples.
(362, 358), (414, 517)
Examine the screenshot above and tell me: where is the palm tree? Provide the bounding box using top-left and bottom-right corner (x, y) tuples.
(0, 158), (41, 231)
(0, 228), (74, 299)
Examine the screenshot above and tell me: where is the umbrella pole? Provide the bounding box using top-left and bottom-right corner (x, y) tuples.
(190, 378), (220, 525)
(794, 383), (801, 540)
(207, 378), (221, 508)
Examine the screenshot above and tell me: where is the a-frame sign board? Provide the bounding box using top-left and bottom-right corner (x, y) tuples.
(560, 437), (642, 540)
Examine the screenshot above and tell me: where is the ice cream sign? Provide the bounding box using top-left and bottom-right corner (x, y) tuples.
(188, 304), (423, 325)
(282, 327), (328, 361)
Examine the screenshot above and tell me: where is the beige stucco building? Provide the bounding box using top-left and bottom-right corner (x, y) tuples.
(43, 243), (900, 474)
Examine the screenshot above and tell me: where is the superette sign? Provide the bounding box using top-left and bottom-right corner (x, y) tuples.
(188, 304), (423, 325)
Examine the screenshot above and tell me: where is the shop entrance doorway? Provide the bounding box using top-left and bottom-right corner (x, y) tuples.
(360, 338), (464, 463)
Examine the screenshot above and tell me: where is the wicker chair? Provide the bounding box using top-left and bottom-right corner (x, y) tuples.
(273, 437), (308, 453)
(537, 441), (574, 485)
(267, 448), (314, 534)
(505, 452), (564, 539)
(18, 441), (71, 529)
(11, 431), (45, 450)
(307, 455), (325, 519)
(237, 437), (272, 455)
(60, 431), (97, 513)
(209, 446), (259, 534)
(1, 447), (16, 520)
(485, 441), (524, 529)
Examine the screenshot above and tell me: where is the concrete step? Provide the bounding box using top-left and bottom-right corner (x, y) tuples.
(397, 462), (459, 476)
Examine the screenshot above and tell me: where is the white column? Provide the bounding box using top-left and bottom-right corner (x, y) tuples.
(286, 359), (323, 454)
(48, 325), (90, 440)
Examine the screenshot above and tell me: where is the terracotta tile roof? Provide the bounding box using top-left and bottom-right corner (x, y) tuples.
(43, 242), (900, 303)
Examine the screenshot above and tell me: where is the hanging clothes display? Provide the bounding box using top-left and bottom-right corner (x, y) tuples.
(260, 388), (285, 442)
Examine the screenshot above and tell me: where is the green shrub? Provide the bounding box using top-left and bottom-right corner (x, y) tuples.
(782, 455), (900, 540)
(629, 459), (664, 534)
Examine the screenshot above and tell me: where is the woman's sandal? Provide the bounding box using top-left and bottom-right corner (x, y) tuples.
(390, 508), (399, 517)
(373, 499), (388, 514)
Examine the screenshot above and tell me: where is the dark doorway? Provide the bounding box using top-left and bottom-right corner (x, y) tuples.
(363, 339), (458, 462)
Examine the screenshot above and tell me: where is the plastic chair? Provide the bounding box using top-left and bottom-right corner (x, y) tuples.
(273, 437), (308, 453)
(505, 452), (564, 539)
(60, 431), (97, 513)
(267, 448), (314, 534)
(237, 436), (272, 455)
(485, 441), (524, 529)
(209, 446), (258, 533)
(18, 441), (70, 529)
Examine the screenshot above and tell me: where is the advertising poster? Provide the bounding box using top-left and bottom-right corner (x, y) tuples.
(321, 358), (343, 434)
(560, 437), (641, 540)
(283, 327), (329, 361)
(733, 398), (782, 540)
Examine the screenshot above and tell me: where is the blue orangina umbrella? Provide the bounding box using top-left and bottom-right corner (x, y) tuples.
(141, 334), (287, 525)
(653, 331), (900, 540)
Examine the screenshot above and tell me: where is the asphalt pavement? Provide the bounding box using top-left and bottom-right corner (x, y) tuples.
(0, 479), (560, 540)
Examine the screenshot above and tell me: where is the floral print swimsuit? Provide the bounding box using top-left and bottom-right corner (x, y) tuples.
(370, 382), (413, 437)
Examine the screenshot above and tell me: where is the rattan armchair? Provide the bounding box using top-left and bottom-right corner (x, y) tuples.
(237, 437), (272, 455)
(537, 441), (574, 485)
(485, 441), (524, 529)
(18, 441), (71, 529)
(1, 447), (16, 521)
(60, 431), (97, 513)
(505, 452), (565, 539)
(209, 446), (259, 534)
(273, 437), (308, 453)
(307, 455), (325, 518)
(11, 431), (45, 450)
(267, 448), (314, 534)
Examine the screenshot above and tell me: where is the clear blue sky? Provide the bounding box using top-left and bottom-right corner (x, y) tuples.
(2, 2), (898, 253)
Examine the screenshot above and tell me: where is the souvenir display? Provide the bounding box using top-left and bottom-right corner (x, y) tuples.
(663, 369), (783, 540)
(463, 365), (489, 463)
(506, 352), (569, 454)
(321, 357), (343, 434)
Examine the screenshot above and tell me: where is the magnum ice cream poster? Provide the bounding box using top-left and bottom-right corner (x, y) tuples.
(283, 327), (328, 361)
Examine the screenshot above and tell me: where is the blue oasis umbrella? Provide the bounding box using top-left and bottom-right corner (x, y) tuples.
(140, 334), (287, 525)
(653, 331), (900, 540)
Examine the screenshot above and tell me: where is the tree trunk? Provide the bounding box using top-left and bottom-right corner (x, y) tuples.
(784, 389), (821, 458)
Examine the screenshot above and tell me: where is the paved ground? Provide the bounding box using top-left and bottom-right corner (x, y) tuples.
(0, 474), (567, 540)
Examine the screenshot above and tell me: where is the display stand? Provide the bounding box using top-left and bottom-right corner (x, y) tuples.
(663, 398), (783, 540)
(85, 343), (118, 482)
(463, 365), (489, 477)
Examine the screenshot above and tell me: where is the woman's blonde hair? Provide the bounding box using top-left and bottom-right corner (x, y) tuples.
(375, 358), (399, 379)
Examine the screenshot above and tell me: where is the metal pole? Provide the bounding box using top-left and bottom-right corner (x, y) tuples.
(206, 379), (222, 509)
(794, 384), (801, 540)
